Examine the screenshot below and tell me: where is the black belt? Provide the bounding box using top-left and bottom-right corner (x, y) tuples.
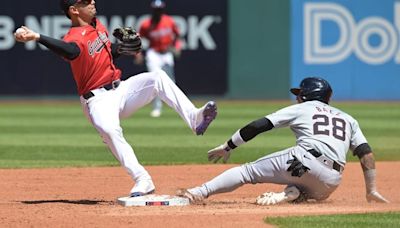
(307, 149), (343, 173)
(157, 49), (169, 54)
(83, 80), (121, 100)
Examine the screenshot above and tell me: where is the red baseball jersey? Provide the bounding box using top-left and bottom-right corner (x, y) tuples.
(63, 18), (121, 95)
(139, 15), (181, 53)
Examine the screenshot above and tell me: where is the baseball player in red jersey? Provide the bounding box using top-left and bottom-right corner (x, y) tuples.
(137, 0), (183, 117)
(14, 0), (217, 197)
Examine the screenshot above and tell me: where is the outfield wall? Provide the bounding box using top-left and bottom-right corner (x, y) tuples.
(0, 0), (227, 96)
(291, 0), (400, 100)
(228, 0), (290, 99)
(0, 0), (399, 100)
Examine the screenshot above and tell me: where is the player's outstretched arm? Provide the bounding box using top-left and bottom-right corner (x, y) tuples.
(14, 26), (80, 60)
(208, 117), (274, 163)
(359, 152), (389, 203)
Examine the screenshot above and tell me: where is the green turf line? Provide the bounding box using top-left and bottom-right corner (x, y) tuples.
(265, 212), (400, 228)
(1, 101), (399, 168)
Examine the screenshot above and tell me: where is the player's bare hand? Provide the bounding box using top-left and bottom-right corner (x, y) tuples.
(366, 191), (389, 203)
(14, 26), (40, 43)
(170, 47), (181, 58)
(208, 144), (231, 163)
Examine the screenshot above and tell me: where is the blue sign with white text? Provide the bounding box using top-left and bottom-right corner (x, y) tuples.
(291, 0), (400, 100)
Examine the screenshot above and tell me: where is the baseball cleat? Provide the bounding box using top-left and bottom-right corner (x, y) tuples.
(150, 109), (161, 118)
(255, 186), (300, 205)
(366, 191), (390, 203)
(130, 179), (156, 197)
(195, 101), (217, 135)
(176, 189), (204, 204)
(130, 189), (155, 197)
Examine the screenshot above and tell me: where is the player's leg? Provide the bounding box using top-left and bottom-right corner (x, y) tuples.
(256, 173), (339, 205)
(161, 63), (175, 82)
(180, 146), (340, 203)
(180, 148), (295, 202)
(150, 98), (162, 117)
(80, 94), (155, 196)
(290, 161), (340, 201)
(180, 146), (328, 203)
(146, 49), (164, 117)
(119, 70), (217, 135)
(149, 63), (175, 118)
(259, 146), (341, 202)
(148, 52), (176, 118)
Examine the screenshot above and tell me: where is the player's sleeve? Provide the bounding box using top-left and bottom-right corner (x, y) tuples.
(138, 23), (148, 39)
(38, 35), (80, 60)
(172, 19), (180, 37)
(240, 117), (274, 140)
(226, 117), (274, 149)
(349, 118), (368, 152)
(265, 104), (299, 128)
(226, 105), (298, 149)
(171, 20), (182, 51)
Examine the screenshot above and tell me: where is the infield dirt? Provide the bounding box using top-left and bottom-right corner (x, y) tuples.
(0, 162), (399, 227)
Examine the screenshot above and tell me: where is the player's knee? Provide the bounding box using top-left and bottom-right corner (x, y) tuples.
(97, 125), (122, 138)
(146, 70), (166, 86)
(154, 69), (170, 81)
(240, 164), (263, 184)
(234, 165), (254, 184)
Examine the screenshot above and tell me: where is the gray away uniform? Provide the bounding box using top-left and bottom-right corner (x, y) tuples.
(189, 100), (368, 200)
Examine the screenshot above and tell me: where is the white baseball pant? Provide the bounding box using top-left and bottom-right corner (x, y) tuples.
(80, 70), (199, 184)
(145, 48), (175, 112)
(190, 146), (342, 201)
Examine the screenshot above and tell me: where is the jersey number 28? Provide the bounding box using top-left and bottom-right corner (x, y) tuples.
(312, 114), (346, 141)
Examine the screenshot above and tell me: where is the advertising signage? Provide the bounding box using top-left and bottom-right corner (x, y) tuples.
(0, 0), (227, 96)
(292, 0), (400, 100)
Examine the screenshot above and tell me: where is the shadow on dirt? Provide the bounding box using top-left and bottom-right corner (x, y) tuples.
(20, 199), (112, 205)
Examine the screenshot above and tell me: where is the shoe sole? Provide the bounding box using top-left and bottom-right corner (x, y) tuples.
(195, 101), (217, 135)
(130, 189), (155, 197)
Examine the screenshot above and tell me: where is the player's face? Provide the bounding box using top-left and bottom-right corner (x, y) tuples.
(75, 0), (97, 19)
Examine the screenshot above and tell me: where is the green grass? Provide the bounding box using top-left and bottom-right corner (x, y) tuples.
(0, 100), (399, 168)
(265, 211), (400, 228)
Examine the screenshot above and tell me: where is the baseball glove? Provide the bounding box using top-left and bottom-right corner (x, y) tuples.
(286, 156), (310, 177)
(112, 27), (142, 55)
